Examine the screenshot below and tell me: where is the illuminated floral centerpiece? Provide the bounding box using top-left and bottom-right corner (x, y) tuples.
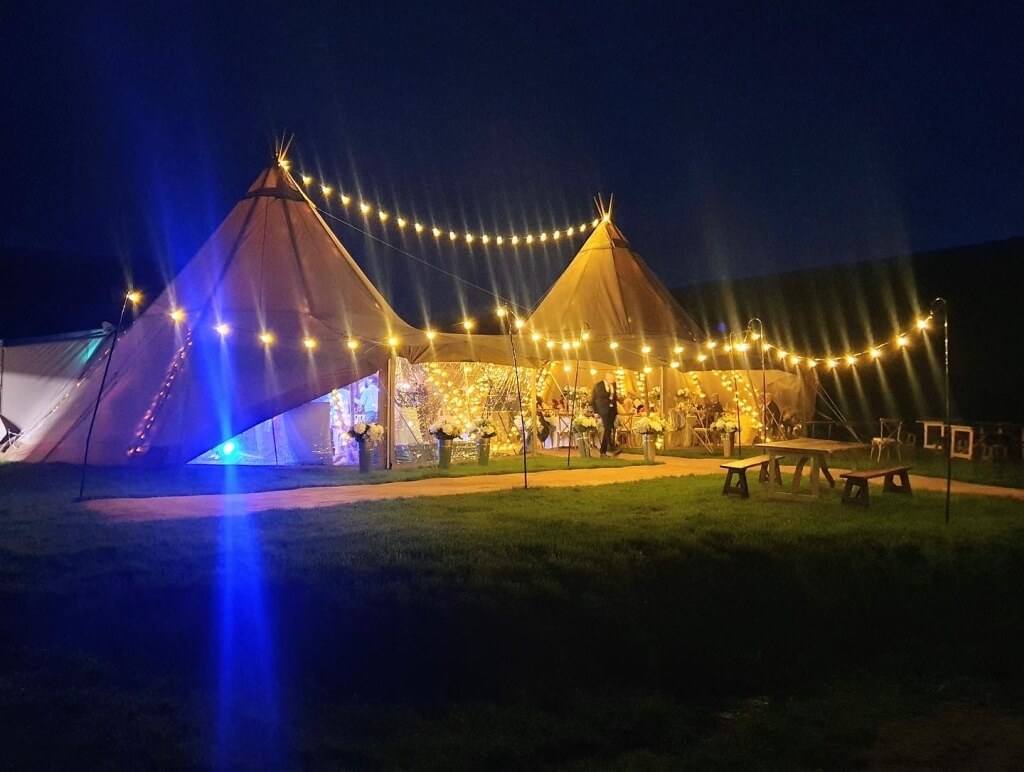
(634, 412), (666, 463)
(572, 414), (599, 458)
(348, 422), (385, 472)
(471, 418), (498, 465)
(713, 416), (739, 458)
(429, 418), (463, 469)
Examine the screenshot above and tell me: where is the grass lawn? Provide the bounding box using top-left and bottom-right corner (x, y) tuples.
(2, 465), (1023, 768)
(0, 454), (641, 501)
(629, 442), (1024, 488)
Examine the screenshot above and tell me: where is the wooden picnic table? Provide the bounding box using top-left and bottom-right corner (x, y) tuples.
(754, 439), (868, 501)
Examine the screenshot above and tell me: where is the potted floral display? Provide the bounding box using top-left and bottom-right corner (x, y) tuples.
(348, 422), (385, 472)
(471, 418), (498, 465)
(634, 412), (666, 463)
(572, 414), (599, 458)
(428, 419), (462, 469)
(713, 416), (739, 457)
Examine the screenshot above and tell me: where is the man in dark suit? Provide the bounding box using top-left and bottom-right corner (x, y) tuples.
(592, 371), (622, 457)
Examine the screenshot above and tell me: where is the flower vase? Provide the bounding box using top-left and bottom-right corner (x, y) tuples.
(477, 437), (491, 466)
(438, 438), (453, 469)
(576, 432), (592, 458)
(642, 433), (657, 463)
(722, 432), (733, 458)
(358, 444), (373, 473)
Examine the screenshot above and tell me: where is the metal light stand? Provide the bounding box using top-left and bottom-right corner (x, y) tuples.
(500, 306), (528, 490)
(566, 323), (589, 468)
(932, 298), (950, 524)
(747, 318), (767, 442)
(78, 291), (137, 500)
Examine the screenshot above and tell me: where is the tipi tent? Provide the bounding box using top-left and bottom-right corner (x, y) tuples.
(7, 163), (426, 465)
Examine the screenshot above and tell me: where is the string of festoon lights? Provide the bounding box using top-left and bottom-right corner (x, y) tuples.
(280, 159), (602, 250)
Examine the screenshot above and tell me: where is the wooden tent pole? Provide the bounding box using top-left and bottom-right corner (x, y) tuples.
(386, 354), (396, 470)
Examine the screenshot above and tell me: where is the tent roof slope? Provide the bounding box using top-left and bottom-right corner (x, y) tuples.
(526, 219), (705, 345)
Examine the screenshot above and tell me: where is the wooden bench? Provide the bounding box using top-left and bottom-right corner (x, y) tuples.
(721, 455), (784, 498)
(839, 466), (912, 507)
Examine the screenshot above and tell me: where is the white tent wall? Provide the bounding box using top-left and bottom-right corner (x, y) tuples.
(0, 331), (107, 452)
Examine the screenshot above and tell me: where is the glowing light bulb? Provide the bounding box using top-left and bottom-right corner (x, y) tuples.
(511, 236), (519, 245)
(826, 358), (837, 369)
(540, 233), (548, 242)
(169, 308), (185, 322)
(496, 236), (504, 245)
(916, 318), (929, 330)
(495, 307), (507, 317)
(896, 335), (908, 347)
(465, 233), (474, 243)
(581, 331), (590, 341)
(643, 366), (653, 374)
(432, 227), (442, 237)
(736, 343), (750, 352)
(385, 336), (398, 347)
(320, 184), (332, 196)
(724, 344), (733, 353)
(259, 332), (275, 345)
(561, 341), (571, 351)
(514, 318), (526, 329)
(697, 354), (708, 362)
(563, 364), (572, 372)
(845, 354), (856, 366)
(481, 234), (490, 244)
(670, 361), (680, 368)
(571, 340), (581, 349)
(589, 368), (597, 375)
(346, 339), (359, 350)
(673, 345), (684, 354)
(591, 219), (599, 227)
(462, 319), (475, 331)
(301, 175), (312, 186)
(215, 323), (230, 337)
(609, 341), (619, 350)
(379, 210), (390, 222)
(531, 332), (541, 342)
(126, 291), (142, 304)
(553, 230), (561, 240)
(340, 194), (351, 205)
(303, 337), (317, 349)
(870, 348), (881, 359)
(707, 340), (717, 349)
(567, 227), (575, 236)
(449, 231), (458, 241)
(790, 355), (801, 365)
(425, 330), (436, 341)
(526, 235), (534, 244)
(414, 222), (424, 233)
(640, 344), (651, 354)
(546, 340), (556, 349)
(807, 359), (818, 368)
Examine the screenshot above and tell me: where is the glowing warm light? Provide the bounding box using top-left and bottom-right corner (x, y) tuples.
(432, 227), (442, 237)
(514, 318), (526, 329)
(697, 354), (708, 362)
(673, 345), (684, 354)
(641, 345), (651, 354)
(735, 342), (750, 352)
(563, 364), (572, 372)
(540, 233), (547, 242)
(511, 236), (519, 245)
(567, 227), (575, 235)
(169, 308), (185, 322)
(571, 340), (581, 349)
(724, 344), (733, 353)
(126, 291), (142, 304)
(215, 323), (231, 337)
(303, 337), (317, 350)
(916, 318), (929, 330)
(591, 219), (599, 227)
(561, 341), (571, 351)
(258, 332), (275, 345)
(826, 358), (837, 369)
(896, 335), (908, 347)
(465, 233), (474, 243)
(531, 332), (541, 342)
(602, 213), (611, 222)
(496, 236), (504, 245)
(777, 350), (787, 360)
(553, 230), (561, 239)
(358, 201), (370, 214)
(609, 341), (619, 350)
(414, 222), (424, 233)
(481, 234), (490, 244)
(387, 336), (399, 347)
(670, 361), (680, 368)
(790, 355), (801, 365)
(845, 355), (856, 366)
(378, 210), (389, 222)
(643, 366), (653, 374)
(589, 368), (597, 375)
(495, 307), (507, 318)
(301, 175), (312, 186)
(346, 339), (359, 350)
(526, 235), (534, 244)
(870, 348), (881, 359)
(462, 319), (475, 331)
(751, 332), (761, 340)
(581, 331), (590, 341)
(807, 359), (819, 368)
(340, 194), (351, 205)
(320, 184), (332, 196)
(546, 340), (556, 349)
(449, 231), (458, 241)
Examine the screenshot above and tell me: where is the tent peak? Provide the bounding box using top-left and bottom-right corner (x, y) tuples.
(594, 193), (614, 223)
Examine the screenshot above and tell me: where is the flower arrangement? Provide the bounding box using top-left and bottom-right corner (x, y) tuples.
(575, 386), (591, 402)
(648, 386), (661, 400)
(428, 419), (462, 441)
(348, 422), (385, 443)
(713, 417), (739, 434)
(471, 418), (498, 439)
(676, 388), (689, 399)
(635, 413), (666, 434)
(572, 415), (598, 432)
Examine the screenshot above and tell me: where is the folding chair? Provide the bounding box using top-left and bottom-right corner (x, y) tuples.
(870, 418), (902, 461)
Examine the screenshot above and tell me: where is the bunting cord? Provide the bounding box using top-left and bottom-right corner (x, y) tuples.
(315, 205), (533, 318)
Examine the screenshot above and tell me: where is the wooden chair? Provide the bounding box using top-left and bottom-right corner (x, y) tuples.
(870, 418), (902, 462)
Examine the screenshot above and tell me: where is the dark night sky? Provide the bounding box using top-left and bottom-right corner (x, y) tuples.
(2, 1), (1022, 321)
